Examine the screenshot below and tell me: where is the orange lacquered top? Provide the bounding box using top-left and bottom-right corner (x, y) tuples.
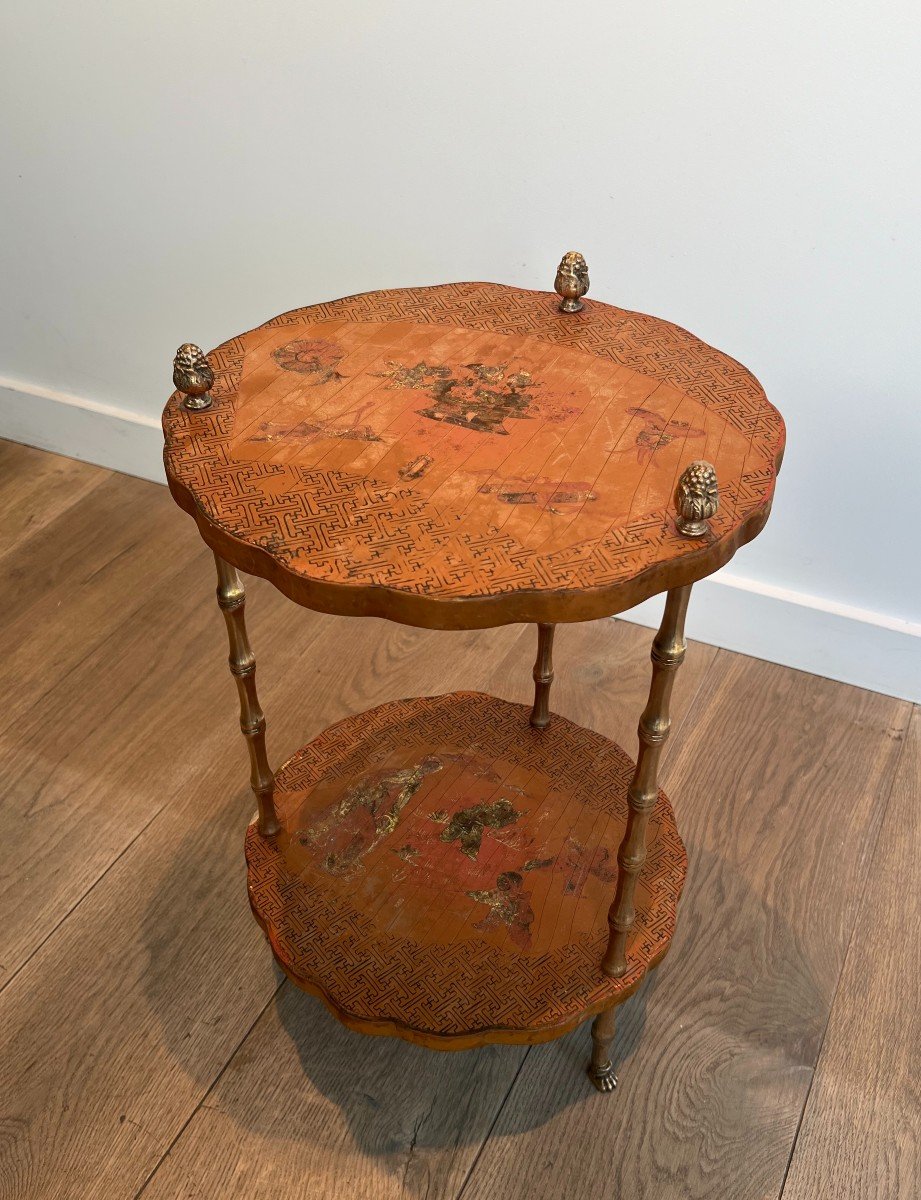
(163, 282), (784, 628)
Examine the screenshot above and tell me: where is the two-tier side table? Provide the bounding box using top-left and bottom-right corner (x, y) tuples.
(162, 255), (785, 1092)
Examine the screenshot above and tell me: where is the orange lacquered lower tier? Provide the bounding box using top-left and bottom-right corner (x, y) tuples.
(246, 692), (687, 1048)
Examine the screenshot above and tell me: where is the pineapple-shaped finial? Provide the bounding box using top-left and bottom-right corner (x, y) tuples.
(554, 251), (590, 313)
(675, 461), (719, 537)
(173, 343), (215, 411)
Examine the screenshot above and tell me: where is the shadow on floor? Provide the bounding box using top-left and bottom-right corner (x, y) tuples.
(141, 799), (823, 1167)
(262, 959), (659, 1150)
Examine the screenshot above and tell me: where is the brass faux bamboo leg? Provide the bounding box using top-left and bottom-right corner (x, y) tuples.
(602, 585), (691, 977)
(213, 553), (280, 837)
(530, 623), (555, 730)
(587, 1005), (618, 1092)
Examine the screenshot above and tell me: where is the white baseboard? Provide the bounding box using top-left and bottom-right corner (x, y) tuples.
(0, 374), (165, 483)
(620, 576), (921, 705)
(3, 376), (919, 703)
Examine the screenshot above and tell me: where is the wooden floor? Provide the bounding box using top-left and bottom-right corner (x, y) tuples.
(0, 437), (917, 1200)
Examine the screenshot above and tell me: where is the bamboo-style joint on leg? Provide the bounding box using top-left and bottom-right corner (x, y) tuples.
(602, 586), (691, 977)
(213, 553), (280, 837)
(530, 623), (555, 730)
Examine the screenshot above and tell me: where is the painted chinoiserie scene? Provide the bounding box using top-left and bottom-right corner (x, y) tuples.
(163, 255), (785, 1092)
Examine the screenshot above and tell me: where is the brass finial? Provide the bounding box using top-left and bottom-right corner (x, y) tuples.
(173, 343), (215, 411)
(554, 251), (589, 313)
(675, 461), (719, 537)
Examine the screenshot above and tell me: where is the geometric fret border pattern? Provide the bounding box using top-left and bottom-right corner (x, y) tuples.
(245, 693), (688, 1043)
(164, 284), (785, 625)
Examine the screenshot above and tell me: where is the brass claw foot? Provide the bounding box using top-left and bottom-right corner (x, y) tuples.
(587, 1059), (618, 1093)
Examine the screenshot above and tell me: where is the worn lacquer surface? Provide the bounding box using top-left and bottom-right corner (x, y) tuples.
(246, 691), (687, 1045)
(163, 283), (785, 626)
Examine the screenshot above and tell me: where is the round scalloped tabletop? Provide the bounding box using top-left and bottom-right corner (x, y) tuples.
(245, 692), (687, 1047)
(163, 282), (784, 628)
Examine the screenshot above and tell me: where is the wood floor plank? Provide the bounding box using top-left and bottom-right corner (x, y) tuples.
(457, 656), (911, 1200)
(0, 547), (317, 990)
(0, 488), (284, 984)
(0, 472), (207, 734)
(0, 440), (106, 562)
(3, 443), (912, 1200)
(140, 982), (529, 1200)
(781, 706), (920, 1200)
(134, 618), (718, 1200)
(0, 593), (527, 1199)
(0, 467), (225, 985)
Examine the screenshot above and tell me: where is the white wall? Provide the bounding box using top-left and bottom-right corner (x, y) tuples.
(2, 1), (920, 699)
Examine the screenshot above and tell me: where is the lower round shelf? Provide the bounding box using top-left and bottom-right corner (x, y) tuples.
(246, 691), (687, 1048)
